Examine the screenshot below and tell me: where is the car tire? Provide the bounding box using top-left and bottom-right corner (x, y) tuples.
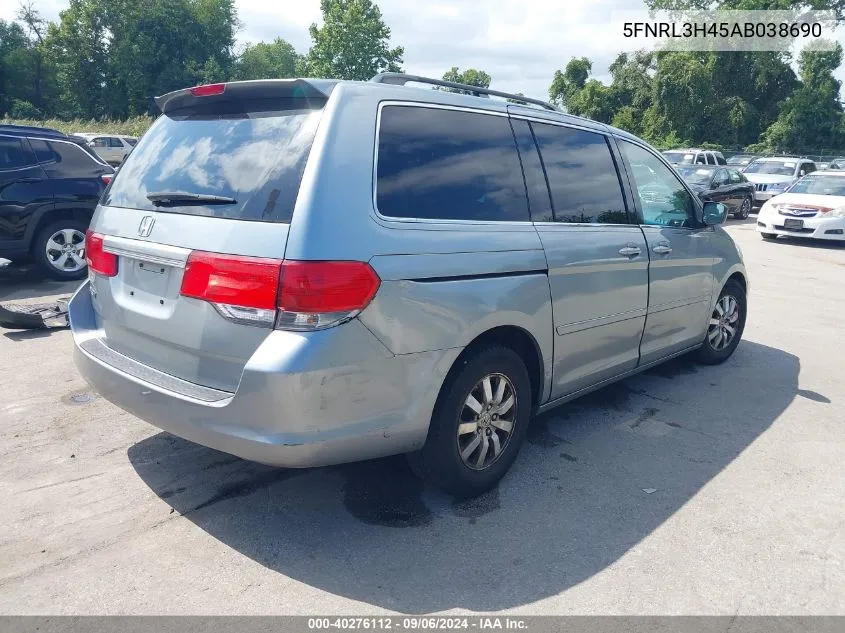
(760, 232), (777, 241)
(32, 219), (89, 281)
(408, 344), (532, 499)
(734, 196), (751, 220)
(696, 279), (746, 365)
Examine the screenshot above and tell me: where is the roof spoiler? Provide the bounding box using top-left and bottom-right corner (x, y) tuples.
(154, 79), (338, 114)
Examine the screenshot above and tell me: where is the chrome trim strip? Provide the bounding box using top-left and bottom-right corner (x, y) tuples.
(102, 235), (191, 268)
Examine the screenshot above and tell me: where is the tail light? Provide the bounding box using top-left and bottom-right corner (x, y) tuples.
(101, 174), (113, 185)
(85, 230), (118, 277)
(179, 253), (380, 330)
(277, 261), (381, 331)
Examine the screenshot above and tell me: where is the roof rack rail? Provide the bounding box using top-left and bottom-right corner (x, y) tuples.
(370, 73), (560, 112)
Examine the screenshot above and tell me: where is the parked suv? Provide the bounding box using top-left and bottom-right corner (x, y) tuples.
(70, 75), (748, 498)
(743, 157), (817, 204)
(1, 125), (114, 279)
(663, 148), (727, 166)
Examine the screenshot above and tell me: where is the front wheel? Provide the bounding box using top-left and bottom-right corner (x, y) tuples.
(696, 279), (746, 365)
(408, 345), (532, 499)
(734, 196), (751, 220)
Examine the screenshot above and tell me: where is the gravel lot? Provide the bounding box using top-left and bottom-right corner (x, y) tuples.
(1, 220), (843, 615)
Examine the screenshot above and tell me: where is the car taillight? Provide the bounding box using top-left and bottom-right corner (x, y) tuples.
(101, 174), (113, 185)
(277, 261), (381, 331)
(85, 230), (118, 277)
(179, 252), (380, 330)
(189, 83), (226, 97)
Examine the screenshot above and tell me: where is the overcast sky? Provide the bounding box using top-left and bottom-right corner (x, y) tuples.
(2, 0), (843, 101)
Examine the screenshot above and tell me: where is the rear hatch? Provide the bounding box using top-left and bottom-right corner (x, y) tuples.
(87, 80), (332, 393)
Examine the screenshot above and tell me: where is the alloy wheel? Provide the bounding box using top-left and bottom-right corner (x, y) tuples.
(45, 228), (86, 273)
(456, 373), (517, 471)
(707, 295), (740, 351)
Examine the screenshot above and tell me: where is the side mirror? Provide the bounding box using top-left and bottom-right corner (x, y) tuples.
(702, 201), (727, 226)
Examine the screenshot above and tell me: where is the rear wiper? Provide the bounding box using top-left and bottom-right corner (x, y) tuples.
(146, 192), (237, 206)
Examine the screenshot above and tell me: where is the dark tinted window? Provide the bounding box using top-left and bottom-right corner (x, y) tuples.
(713, 169), (729, 186)
(0, 136), (36, 170)
(620, 140), (697, 229)
(104, 98), (324, 223)
(30, 139), (102, 176)
(124, 138), (138, 147)
(510, 119), (553, 222)
(716, 154), (727, 165)
(108, 137), (123, 148)
(530, 122), (627, 224)
(376, 106), (529, 222)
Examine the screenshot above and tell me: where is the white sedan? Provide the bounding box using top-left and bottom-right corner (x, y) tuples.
(756, 170), (845, 242)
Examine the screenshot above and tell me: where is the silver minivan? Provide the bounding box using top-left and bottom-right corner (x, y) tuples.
(70, 74), (748, 498)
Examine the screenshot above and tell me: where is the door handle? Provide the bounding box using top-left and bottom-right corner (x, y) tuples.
(653, 243), (673, 255)
(618, 245), (641, 257)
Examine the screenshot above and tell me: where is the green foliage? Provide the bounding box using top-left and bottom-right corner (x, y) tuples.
(234, 38), (299, 80)
(0, 116), (154, 136)
(548, 57), (592, 108)
(303, 0), (403, 80)
(8, 99), (43, 119)
(441, 67), (492, 92)
(759, 41), (845, 149)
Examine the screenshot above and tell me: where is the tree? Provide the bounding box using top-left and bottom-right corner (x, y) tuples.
(234, 38), (299, 80)
(549, 57), (591, 109)
(760, 41), (845, 150)
(440, 67), (492, 92)
(45, 0), (238, 118)
(303, 0), (403, 80)
(16, 1), (48, 112)
(568, 80), (617, 123)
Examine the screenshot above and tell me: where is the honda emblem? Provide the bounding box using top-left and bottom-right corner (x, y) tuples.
(138, 216), (155, 237)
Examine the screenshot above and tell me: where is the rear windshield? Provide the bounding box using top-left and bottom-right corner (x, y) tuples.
(103, 98), (324, 223)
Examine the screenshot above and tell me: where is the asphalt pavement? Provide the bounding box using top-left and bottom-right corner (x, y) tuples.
(0, 221), (843, 615)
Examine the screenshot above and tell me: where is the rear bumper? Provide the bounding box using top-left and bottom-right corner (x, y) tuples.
(70, 282), (460, 467)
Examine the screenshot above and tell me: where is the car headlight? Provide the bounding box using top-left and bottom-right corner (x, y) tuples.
(825, 206), (845, 218)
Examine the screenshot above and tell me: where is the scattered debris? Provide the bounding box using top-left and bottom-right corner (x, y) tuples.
(642, 488), (657, 494)
(0, 298), (70, 330)
(70, 454), (76, 459)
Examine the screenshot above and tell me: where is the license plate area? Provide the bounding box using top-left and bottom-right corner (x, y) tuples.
(784, 218), (804, 229)
(118, 258), (182, 312)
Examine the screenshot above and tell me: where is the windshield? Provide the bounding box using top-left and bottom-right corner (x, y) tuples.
(787, 175), (845, 196)
(744, 161), (796, 176)
(663, 151), (694, 165)
(104, 97), (324, 223)
(675, 166), (714, 185)
(727, 155), (753, 165)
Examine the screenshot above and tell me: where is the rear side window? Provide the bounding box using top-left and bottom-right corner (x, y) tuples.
(376, 105), (529, 222)
(530, 122), (628, 224)
(0, 136), (36, 169)
(29, 139), (103, 176)
(104, 98), (324, 223)
(107, 137), (123, 148)
(729, 170), (743, 184)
